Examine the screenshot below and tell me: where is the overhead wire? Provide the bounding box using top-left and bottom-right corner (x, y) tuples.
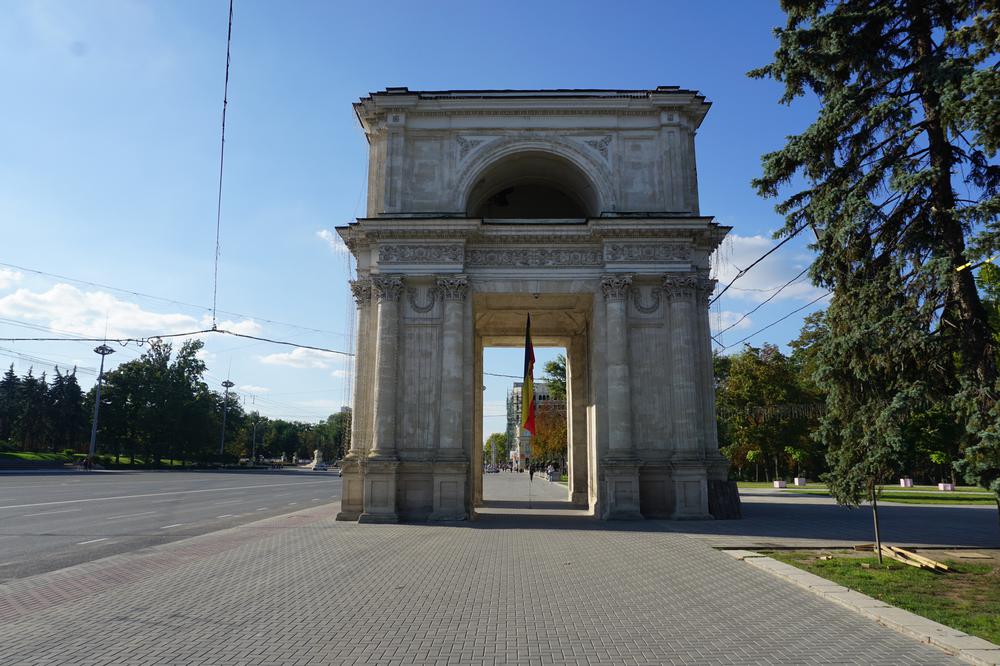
(718, 291), (832, 351)
(211, 0), (234, 328)
(714, 266), (812, 337)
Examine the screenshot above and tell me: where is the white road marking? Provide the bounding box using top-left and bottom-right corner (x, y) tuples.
(288, 502), (298, 506)
(159, 523), (184, 529)
(104, 511), (156, 520)
(311, 498), (320, 501)
(255, 507), (267, 511)
(0, 481), (332, 511)
(214, 499), (242, 506)
(217, 514), (234, 518)
(77, 538), (108, 545)
(22, 508), (82, 518)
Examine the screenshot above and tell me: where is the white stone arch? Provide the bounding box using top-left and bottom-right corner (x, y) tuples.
(456, 136), (616, 217)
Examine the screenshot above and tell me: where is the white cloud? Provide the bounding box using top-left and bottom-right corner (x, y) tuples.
(330, 369), (350, 378)
(712, 234), (823, 304)
(317, 229), (349, 255)
(239, 384), (270, 393)
(0, 269), (23, 290)
(710, 310), (753, 334)
(260, 347), (344, 369)
(0, 284), (259, 342)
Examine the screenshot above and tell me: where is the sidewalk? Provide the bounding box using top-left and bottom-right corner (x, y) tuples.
(0, 476), (966, 665)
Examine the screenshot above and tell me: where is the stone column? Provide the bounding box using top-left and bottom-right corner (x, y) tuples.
(567, 334), (589, 507)
(436, 275), (468, 456)
(664, 272), (711, 519)
(663, 273), (701, 453)
(431, 275), (468, 521)
(601, 274), (633, 456)
(336, 277), (371, 521)
(348, 278), (373, 456)
(600, 274), (642, 519)
(360, 274), (402, 523)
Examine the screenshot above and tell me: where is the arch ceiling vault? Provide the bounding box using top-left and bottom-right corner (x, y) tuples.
(335, 88), (740, 523)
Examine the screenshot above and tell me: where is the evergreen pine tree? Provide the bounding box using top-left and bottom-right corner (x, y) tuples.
(751, 0), (1000, 529)
(0, 364), (20, 443)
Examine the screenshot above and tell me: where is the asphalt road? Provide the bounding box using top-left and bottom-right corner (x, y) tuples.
(0, 469), (341, 583)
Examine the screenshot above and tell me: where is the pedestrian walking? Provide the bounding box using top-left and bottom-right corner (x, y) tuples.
(529, 467), (534, 482)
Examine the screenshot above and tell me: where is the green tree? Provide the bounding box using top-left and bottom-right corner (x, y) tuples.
(483, 432), (507, 465)
(47, 367), (86, 453)
(542, 354), (567, 400)
(752, 0), (1000, 541)
(716, 344), (821, 482)
(0, 364), (20, 443)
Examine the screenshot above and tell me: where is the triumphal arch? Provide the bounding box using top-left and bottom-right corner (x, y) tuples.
(336, 87), (739, 522)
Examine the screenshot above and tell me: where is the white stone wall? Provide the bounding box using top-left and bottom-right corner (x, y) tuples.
(354, 89), (709, 217)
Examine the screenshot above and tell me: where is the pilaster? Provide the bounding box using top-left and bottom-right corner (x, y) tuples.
(337, 277), (372, 521)
(600, 274), (642, 519)
(663, 273), (702, 454)
(361, 275), (403, 523)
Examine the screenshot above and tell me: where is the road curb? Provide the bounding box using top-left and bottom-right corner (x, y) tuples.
(725, 550), (1000, 666)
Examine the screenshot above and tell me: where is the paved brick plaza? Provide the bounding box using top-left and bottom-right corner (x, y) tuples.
(0, 474), (964, 665)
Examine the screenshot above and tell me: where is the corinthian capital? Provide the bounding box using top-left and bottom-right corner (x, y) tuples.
(600, 274), (632, 301)
(436, 274), (469, 302)
(371, 275), (403, 303)
(662, 273), (699, 299)
(349, 278), (372, 307)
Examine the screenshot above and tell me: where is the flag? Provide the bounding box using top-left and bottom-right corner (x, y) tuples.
(522, 314), (536, 435)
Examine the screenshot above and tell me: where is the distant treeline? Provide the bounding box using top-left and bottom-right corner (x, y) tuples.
(0, 339), (350, 466)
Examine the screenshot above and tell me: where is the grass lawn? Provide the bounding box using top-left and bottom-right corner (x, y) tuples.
(767, 550), (1000, 645)
(0, 451), (69, 463)
(783, 488), (995, 505)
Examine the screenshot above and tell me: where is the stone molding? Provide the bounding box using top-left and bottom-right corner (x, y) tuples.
(436, 275), (469, 301)
(601, 274), (633, 301)
(349, 278), (372, 306)
(467, 247), (602, 268)
(378, 243), (464, 265)
(631, 286), (661, 314)
(662, 273), (700, 299)
(371, 275), (404, 303)
(405, 286), (437, 313)
(604, 242), (691, 263)
(698, 276), (718, 306)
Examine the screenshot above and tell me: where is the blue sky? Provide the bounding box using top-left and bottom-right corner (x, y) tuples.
(0, 0), (827, 432)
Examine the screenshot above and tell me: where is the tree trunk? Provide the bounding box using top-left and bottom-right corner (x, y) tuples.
(909, 2), (998, 391)
(871, 484), (883, 565)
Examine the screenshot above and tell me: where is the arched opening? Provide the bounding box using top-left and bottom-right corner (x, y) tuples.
(466, 151), (599, 219)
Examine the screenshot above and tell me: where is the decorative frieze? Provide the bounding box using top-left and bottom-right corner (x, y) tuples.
(467, 247), (602, 267)
(371, 275), (404, 303)
(436, 275), (469, 301)
(662, 273), (699, 299)
(349, 278), (372, 306)
(604, 243), (691, 263)
(378, 244), (463, 265)
(601, 274), (633, 301)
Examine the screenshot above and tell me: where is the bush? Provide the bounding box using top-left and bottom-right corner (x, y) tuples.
(0, 441), (17, 453)
(62, 448), (77, 457)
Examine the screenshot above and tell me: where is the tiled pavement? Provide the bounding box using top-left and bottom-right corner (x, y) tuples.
(0, 475), (966, 665)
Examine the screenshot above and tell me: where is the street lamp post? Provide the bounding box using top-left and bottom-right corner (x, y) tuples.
(251, 414), (259, 464)
(219, 379), (235, 456)
(87, 344), (115, 466)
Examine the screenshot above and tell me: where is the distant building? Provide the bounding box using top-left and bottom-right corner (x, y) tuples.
(505, 381), (565, 470)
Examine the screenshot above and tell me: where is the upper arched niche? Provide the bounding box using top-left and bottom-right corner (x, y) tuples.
(465, 151), (600, 219)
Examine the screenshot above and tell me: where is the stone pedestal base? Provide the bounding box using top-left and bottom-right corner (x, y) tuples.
(335, 457), (364, 521)
(358, 458), (399, 523)
(429, 461), (468, 521)
(671, 463), (712, 520)
(571, 489), (588, 507)
(602, 460), (643, 520)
